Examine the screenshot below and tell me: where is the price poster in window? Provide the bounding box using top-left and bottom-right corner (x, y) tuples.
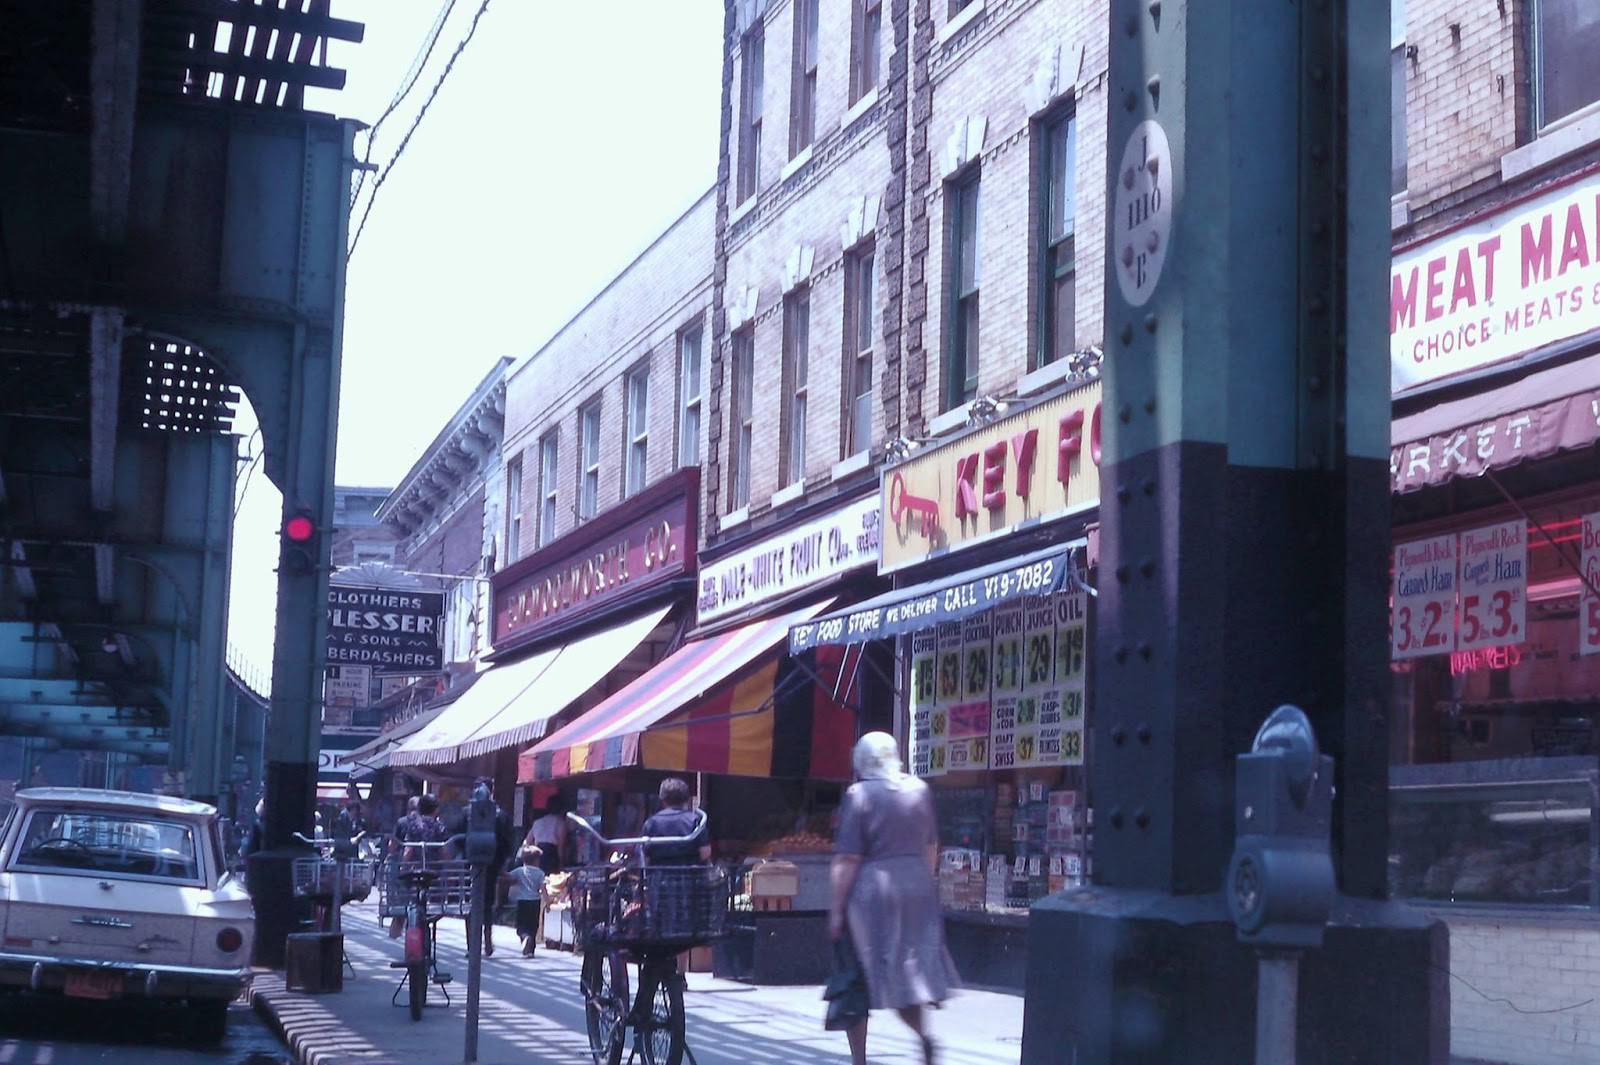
(946, 702), (992, 770)
(1023, 595), (1056, 690)
(988, 603), (1024, 770)
(928, 622), (964, 777)
(946, 614), (993, 770)
(1456, 520), (1526, 653)
(1054, 588), (1088, 686)
(1391, 534), (1457, 660)
(1583, 512), (1600, 658)
(910, 628), (938, 775)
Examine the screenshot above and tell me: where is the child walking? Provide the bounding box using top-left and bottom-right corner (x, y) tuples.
(508, 846), (547, 957)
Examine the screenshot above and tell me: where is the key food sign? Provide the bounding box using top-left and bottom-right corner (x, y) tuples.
(879, 380), (1102, 573)
(1390, 170), (1600, 393)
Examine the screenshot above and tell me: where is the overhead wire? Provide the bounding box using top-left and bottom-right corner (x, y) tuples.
(349, 0), (460, 209)
(347, 0), (494, 262)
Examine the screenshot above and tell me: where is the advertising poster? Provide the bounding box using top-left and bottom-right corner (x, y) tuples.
(1392, 534), (1458, 659)
(1456, 520), (1526, 653)
(988, 603), (1024, 770)
(1023, 595), (1056, 690)
(929, 622), (965, 776)
(946, 702), (991, 771)
(1585, 512), (1600, 658)
(946, 613), (993, 771)
(1054, 588), (1088, 686)
(910, 628), (938, 775)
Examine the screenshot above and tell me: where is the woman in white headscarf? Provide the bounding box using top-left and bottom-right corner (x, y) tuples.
(828, 732), (958, 1065)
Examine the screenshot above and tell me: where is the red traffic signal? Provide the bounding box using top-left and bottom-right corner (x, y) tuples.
(283, 514), (316, 543)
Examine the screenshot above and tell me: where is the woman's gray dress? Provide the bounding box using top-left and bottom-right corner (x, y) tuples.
(837, 777), (959, 1010)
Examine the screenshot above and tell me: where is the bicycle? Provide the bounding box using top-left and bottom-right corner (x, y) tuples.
(566, 811), (730, 1065)
(290, 831), (377, 981)
(376, 836), (473, 1021)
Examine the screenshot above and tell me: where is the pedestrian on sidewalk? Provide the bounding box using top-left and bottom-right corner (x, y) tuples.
(507, 846), (547, 957)
(525, 802), (568, 874)
(389, 794), (448, 939)
(828, 732), (958, 1065)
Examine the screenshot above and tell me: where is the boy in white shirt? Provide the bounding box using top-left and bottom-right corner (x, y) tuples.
(507, 846), (547, 957)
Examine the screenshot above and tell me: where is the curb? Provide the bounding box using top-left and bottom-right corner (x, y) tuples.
(249, 971), (404, 1065)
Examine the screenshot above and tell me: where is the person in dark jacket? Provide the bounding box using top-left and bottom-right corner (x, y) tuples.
(640, 778), (710, 865)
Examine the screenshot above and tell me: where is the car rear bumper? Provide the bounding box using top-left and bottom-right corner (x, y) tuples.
(0, 951), (251, 1001)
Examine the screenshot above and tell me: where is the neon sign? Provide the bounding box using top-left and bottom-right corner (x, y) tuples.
(1449, 644), (1524, 676)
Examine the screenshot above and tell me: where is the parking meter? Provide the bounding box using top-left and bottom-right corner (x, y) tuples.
(465, 781), (499, 867)
(1226, 705), (1335, 949)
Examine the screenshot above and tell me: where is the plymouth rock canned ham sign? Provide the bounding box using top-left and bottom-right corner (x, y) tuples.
(1391, 520), (1527, 661)
(1391, 169), (1600, 393)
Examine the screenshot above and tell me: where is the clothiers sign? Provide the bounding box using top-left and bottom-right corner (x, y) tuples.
(326, 586), (445, 675)
(491, 470), (697, 654)
(697, 495), (881, 625)
(879, 379), (1102, 574)
(1391, 170), (1600, 393)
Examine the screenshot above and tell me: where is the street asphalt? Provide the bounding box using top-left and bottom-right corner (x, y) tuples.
(0, 995), (288, 1065)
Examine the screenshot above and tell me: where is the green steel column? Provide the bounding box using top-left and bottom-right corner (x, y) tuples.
(1021, 2), (1447, 1062)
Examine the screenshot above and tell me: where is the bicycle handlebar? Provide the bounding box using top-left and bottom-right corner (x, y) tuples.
(565, 809), (707, 850)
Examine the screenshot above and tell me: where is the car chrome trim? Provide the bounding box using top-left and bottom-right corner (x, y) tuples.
(0, 951), (250, 984)
(72, 916), (134, 929)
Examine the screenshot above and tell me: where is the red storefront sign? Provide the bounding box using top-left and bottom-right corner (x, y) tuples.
(491, 468), (698, 653)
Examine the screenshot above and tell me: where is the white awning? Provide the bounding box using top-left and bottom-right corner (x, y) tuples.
(390, 604), (672, 767)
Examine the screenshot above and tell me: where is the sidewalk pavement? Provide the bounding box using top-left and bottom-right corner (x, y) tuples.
(251, 899), (1024, 1065)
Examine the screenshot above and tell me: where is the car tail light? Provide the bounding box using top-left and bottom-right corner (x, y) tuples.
(216, 927), (244, 953)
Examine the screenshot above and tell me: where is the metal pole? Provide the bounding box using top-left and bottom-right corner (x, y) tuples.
(1255, 953), (1300, 1065)
(464, 866), (483, 1063)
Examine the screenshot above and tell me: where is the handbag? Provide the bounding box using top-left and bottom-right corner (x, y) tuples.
(823, 929), (870, 1031)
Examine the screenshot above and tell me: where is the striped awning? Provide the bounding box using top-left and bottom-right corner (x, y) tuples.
(519, 599), (834, 782)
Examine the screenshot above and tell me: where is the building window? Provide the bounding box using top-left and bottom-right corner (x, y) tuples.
(781, 289), (811, 487)
(843, 247), (875, 457)
(537, 432), (558, 548)
(850, 0), (881, 105)
(945, 171), (981, 409)
(579, 402), (601, 520)
(1036, 112), (1076, 369)
(949, 0), (975, 16)
(1532, 0), (1600, 131)
(1391, 0), (1407, 193)
(790, 0), (819, 158)
(504, 453), (523, 563)
(738, 26), (765, 203)
(730, 330), (755, 510)
(678, 326), (703, 468)
(625, 365), (650, 499)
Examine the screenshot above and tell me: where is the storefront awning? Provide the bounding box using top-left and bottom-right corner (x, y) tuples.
(1391, 351), (1600, 494)
(520, 599), (833, 782)
(391, 605), (671, 767)
(787, 541), (1085, 654)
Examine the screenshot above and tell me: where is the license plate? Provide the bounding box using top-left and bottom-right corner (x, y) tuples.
(64, 970), (123, 1000)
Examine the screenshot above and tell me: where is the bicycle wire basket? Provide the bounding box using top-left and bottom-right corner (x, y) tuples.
(377, 859), (478, 919)
(291, 857), (377, 903)
(570, 864), (730, 950)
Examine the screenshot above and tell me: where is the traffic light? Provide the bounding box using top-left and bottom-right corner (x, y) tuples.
(280, 508), (320, 577)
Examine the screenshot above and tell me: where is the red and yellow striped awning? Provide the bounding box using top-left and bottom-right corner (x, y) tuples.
(518, 600), (836, 783)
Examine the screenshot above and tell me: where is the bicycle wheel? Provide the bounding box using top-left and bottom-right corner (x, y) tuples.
(581, 948), (628, 1065)
(637, 965), (685, 1065)
(408, 959), (427, 1020)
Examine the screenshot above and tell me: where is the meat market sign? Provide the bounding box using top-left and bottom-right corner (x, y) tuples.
(880, 379), (1102, 574)
(492, 469), (697, 653)
(326, 586), (445, 675)
(1391, 170), (1600, 393)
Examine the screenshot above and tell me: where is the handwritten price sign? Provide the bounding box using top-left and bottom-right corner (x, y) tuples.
(1392, 534), (1457, 659)
(1582, 511), (1600, 658)
(1457, 520), (1526, 653)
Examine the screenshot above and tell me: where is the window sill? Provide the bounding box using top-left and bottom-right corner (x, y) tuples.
(1018, 356), (1080, 397)
(841, 88), (880, 130)
(1502, 107), (1600, 183)
(928, 402), (974, 437)
(780, 146), (814, 183)
(771, 479), (806, 508)
(937, 0), (985, 46)
(729, 196), (758, 226)
(722, 505), (750, 530)
(1391, 192), (1410, 232)
(832, 450), (872, 481)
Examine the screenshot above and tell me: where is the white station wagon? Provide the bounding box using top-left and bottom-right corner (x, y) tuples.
(0, 788), (253, 1041)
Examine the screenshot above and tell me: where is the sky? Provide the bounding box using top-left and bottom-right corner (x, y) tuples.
(228, 1), (725, 676)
